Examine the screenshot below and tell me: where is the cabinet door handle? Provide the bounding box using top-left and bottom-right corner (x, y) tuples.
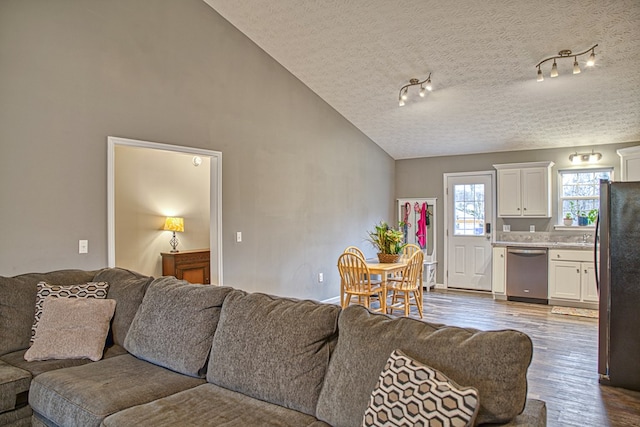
(584, 269), (588, 274)
(577, 269), (580, 273)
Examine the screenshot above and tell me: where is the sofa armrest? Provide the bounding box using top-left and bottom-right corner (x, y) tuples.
(0, 360), (31, 414)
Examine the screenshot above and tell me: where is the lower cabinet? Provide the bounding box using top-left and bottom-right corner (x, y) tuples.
(492, 247), (506, 297)
(548, 249), (598, 305)
(161, 249), (210, 284)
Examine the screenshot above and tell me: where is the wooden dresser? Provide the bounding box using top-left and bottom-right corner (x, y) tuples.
(161, 249), (210, 284)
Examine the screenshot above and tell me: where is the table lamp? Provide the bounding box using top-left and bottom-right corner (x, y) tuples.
(163, 217), (184, 253)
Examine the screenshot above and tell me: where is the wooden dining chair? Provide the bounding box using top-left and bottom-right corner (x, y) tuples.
(344, 246), (366, 260)
(337, 252), (383, 311)
(386, 250), (424, 317)
(401, 243), (422, 259)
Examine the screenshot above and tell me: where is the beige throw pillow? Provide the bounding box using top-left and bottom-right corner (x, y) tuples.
(31, 281), (109, 343)
(24, 297), (116, 362)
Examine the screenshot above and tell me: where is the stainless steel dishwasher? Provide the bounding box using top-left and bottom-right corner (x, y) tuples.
(506, 247), (548, 304)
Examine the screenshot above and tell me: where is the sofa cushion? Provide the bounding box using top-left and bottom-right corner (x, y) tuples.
(102, 383), (331, 427)
(207, 290), (340, 417)
(316, 305), (532, 426)
(29, 354), (205, 427)
(124, 277), (232, 378)
(0, 346), (127, 378)
(362, 349), (479, 427)
(0, 270), (97, 356)
(25, 298), (116, 362)
(92, 268), (153, 347)
(31, 281), (109, 343)
(0, 405), (31, 427)
(0, 360), (30, 413)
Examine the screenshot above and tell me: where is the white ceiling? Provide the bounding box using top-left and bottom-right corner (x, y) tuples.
(203, 0), (640, 160)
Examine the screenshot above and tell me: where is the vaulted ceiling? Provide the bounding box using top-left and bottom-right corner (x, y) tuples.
(204, 0), (640, 159)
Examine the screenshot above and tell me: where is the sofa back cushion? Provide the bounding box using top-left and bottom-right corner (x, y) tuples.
(93, 268), (153, 347)
(0, 270), (97, 356)
(316, 305), (532, 426)
(124, 277), (232, 378)
(207, 290), (340, 416)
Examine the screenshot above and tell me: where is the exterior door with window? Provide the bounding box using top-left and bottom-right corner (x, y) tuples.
(445, 173), (494, 291)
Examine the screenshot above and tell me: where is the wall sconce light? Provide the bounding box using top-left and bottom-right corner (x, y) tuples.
(163, 217), (184, 252)
(569, 151), (602, 164)
(536, 44), (598, 82)
(398, 73), (432, 106)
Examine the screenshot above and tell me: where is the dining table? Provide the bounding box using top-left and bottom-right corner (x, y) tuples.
(364, 259), (408, 313)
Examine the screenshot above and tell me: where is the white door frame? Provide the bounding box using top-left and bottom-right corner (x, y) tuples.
(443, 170), (496, 289)
(107, 136), (223, 285)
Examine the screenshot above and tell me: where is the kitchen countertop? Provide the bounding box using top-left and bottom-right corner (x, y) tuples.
(493, 241), (595, 250)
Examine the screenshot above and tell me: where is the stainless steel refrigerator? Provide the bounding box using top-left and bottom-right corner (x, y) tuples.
(596, 180), (640, 391)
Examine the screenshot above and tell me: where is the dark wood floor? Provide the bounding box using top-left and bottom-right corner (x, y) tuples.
(405, 289), (640, 427)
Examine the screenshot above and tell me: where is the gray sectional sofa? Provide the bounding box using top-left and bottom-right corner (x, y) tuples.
(0, 268), (546, 426)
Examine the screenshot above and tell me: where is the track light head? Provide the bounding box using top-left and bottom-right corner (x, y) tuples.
(537, 67), (544, 82)
(550, 60), (558, 77)
(573, 57), (581, 74)
(425, 77), (432, 91)
(587, 50), (595, 67)
(419, 86), (426, 97)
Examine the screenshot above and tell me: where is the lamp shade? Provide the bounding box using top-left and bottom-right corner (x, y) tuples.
(163, 217), (184, 233)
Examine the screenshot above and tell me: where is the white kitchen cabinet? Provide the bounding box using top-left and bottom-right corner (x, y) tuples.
(548, 249), (598, 307)
(549, 260), (582, 300)
(492, 247), (506, 298)
(617, 146), (640, 181)
(581, 263), (598, 302)
(494, 162), (554, 218)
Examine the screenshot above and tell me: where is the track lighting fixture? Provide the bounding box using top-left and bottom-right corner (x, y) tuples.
(536, 44), (598, 82)
(569, 150), (602, 164)
(398, 73), (432, 107)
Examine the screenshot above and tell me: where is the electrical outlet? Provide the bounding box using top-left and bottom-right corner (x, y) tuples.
(79, 240), (88, 254)
(318, 273), (324, 283)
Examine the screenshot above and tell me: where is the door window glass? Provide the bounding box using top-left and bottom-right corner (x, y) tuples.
(454, 184), (485, 236)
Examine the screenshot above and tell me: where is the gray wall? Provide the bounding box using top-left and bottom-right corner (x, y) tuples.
(0, 0), (394, 301)
(396, 141), (639, 284)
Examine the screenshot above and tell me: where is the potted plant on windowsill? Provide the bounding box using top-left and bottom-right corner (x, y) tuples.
(366, 221), (406, 263)
(563, 213), (574, 226)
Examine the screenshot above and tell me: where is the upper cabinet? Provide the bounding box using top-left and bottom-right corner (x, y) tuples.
(493, 161), (554, 218)
(617, 146), (640, 181)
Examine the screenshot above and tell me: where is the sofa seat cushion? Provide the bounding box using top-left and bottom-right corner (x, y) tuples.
(316, 305), (532, 426)
(101, 383), (331, 427)
(0, 360), (31, 413)
(0, 405), (31, 427)
(207, 290), (340, 416)
(0, 270), (97, 356)
(0, 345), (128, 378)
(29, 354), (205, 427)
(124, 277), (233, 378)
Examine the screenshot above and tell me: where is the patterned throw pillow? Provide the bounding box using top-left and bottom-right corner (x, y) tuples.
(362, 349), (479, 427)
(31, 281), (109, 343)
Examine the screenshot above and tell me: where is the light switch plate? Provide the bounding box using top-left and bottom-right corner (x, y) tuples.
(530, 225), (535, 232)
(503, 225), (510, 232)
(236, 232), (242, 243)
(79, 240), (88, 254)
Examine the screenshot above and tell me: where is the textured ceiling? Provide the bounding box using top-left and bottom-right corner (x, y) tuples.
(203, 0), (640, 159)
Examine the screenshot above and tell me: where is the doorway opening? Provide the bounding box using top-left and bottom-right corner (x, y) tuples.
(107, 136), (223, 284)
